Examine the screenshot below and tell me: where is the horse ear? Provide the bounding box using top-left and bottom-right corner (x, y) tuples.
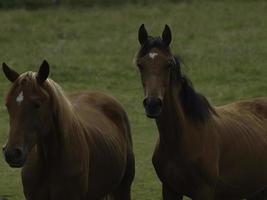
(162, 24), (172, 46)
(36, 60), (50, 85)
(138, 24), (148, 46)
(2, 63), (19, 82)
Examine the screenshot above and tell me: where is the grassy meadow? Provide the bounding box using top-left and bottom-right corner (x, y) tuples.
(0, 1), (267, 199)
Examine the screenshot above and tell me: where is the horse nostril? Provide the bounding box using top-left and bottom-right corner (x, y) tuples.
(4, 148), (24, 162)
(143, 97), (162, 108)
(155, 98), (163, 107)
(143, 97), (163, 118)
(3, 147), (26, 168)
(13, 148), (23, 159)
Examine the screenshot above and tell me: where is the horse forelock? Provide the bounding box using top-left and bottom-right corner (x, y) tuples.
(9, 72), (72, 113)
(137, 36), (171, 59)
(6, 72), (38, 102)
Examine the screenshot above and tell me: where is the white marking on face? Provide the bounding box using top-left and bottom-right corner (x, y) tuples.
(149, 52), (158, 59)
(16, 91), (24, 105)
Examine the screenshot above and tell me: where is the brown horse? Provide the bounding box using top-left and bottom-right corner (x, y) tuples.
(135, 24), (267, 200)
(2, 61), (135, 200)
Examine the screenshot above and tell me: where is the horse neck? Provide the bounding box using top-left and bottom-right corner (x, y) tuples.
(37, 100), (80, 164)
(156, 76), (216, 156)
(155, 81), (186, 151)
(155, 78), (205, 155)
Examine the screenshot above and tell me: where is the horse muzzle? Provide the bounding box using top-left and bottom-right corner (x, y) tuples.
(2, 146), (27, 168)
(143, 97), (163, 118)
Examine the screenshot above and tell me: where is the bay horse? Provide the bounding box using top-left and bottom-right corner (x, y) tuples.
(135, 24), (267, 200)
(2, 61), (135, 200)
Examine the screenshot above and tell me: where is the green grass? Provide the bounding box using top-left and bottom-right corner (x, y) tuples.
(0, 1), (267, 199)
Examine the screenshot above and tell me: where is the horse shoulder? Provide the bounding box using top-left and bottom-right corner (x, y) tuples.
(186, 121), (220, 187)
(153, 120), (220, 182)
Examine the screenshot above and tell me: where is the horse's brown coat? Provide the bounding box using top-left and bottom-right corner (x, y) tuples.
(2, 62), (135, 200)
(136, 25), (267, 200)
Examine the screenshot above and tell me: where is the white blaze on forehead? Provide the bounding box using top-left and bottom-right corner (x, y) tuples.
(149, 52), (158, 59)
(16, 91), (24, 105)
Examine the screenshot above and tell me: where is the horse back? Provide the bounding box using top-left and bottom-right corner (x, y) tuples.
(215, 97), (267, 141)
(217, 97), (267, 119)
(69, 91), (132, 147)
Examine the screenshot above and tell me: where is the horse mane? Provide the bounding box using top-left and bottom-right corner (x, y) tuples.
(171, 56), (217, 122)
(137, 37), (217, 122)
(179, 74), (217, 122)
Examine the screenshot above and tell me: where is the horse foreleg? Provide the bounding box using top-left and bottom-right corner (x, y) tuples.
(162, 184), (183, 200)
(192, 184), (215, 200)
(111, 184), (131, 200)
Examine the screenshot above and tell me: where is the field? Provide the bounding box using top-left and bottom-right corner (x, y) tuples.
(0, 1), (267, 199)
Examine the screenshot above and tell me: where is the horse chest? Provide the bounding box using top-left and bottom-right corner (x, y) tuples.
(153, 152), (197, 194)
(22, 163), (87, 200)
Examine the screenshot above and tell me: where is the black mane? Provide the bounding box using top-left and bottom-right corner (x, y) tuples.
(138, 37), (216, 122)
(172, 55), (216, 122)
(179, 75), (217, 122)
(169, 54), (216, 122)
